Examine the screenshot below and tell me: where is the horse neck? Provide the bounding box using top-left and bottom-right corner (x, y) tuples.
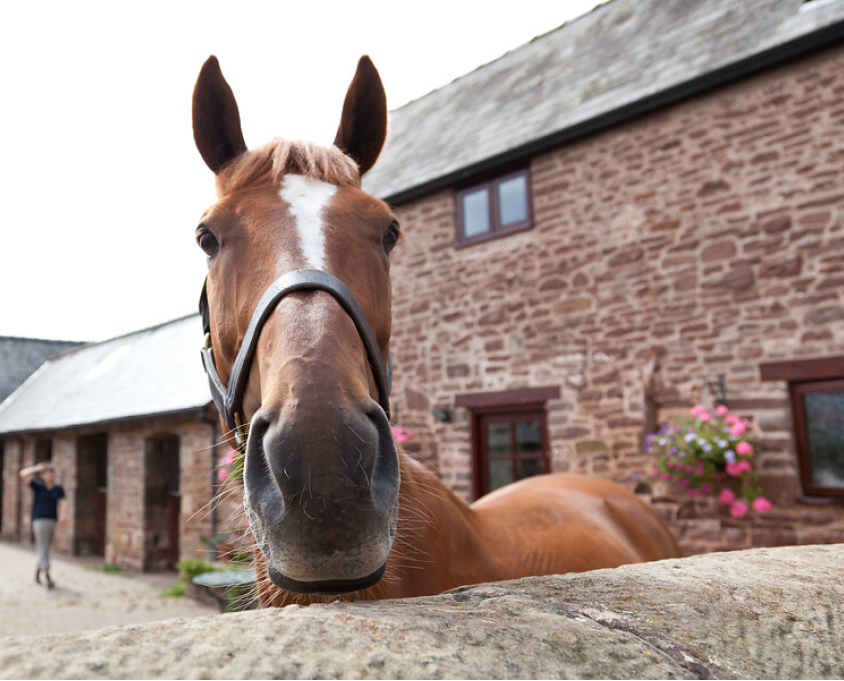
(367, 453), (493, 599)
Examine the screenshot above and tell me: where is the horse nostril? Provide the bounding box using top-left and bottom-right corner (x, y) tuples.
(366, 404), (400, 508)
(243, 414), (272, 489)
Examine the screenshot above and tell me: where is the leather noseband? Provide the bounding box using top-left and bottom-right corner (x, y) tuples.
(199, 269), (391, 451)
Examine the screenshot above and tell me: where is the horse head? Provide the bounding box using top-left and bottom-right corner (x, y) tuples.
(192, 56), (400, 594)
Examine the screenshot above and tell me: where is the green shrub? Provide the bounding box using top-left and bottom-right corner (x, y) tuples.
(177, 559), (222, 584)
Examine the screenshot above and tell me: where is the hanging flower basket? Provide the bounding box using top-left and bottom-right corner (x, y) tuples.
(643, 404), (772, 518)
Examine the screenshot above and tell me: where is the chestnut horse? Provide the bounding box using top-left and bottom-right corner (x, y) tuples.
(192, 56), (680, 606)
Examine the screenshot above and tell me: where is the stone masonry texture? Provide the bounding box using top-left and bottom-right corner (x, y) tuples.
(386, 46), (844, 553)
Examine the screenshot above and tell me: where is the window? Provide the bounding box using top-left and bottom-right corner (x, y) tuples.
(457, 169), (533, 246)
(476, 410), (549, 495)
(760, 357), (844, 499)
(791, 381), (844, 497)
(456, 386), (558, 498)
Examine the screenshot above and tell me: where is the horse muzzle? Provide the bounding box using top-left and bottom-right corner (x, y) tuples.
(243, 399), (399, 594)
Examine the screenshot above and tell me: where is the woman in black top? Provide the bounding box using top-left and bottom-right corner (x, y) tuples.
(19, 461), (66, 588)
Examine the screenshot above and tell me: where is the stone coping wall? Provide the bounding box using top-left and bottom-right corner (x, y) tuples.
(1, 544), (841, 679)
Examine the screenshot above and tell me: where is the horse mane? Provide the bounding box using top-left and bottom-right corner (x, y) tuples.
(215, 139), (361, 197)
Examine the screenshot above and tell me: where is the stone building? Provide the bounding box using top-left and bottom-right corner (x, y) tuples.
(0, 317), (234, 571)
(362, 0), (844, 553)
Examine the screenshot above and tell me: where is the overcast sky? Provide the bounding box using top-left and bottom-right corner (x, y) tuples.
(1, 0), (602, 343)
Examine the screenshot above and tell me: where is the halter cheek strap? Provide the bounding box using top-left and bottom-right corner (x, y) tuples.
(199, 269), (391, 451)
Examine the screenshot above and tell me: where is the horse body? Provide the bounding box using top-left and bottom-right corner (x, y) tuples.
(258, 456), (679, 606)
(192, 55), (680, 608)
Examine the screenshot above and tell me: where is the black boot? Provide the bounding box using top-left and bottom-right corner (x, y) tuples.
(35, 569), (41, 585)
(45, 572), (55, 589)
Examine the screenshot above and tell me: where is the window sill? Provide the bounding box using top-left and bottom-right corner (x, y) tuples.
(456, 221), (534, 249)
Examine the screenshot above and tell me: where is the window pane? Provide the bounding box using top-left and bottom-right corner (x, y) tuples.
(462, 188), (490, 238)
(488, 458), (513, 492)
(516, 457), (544, 481)
(515, 420), (542, 456)
(487, 422), (512, 458)
(804, 391), (844, 488)
(497, 175), (528, 227)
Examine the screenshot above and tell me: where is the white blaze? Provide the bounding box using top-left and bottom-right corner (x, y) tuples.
(280, 174), (337, 269)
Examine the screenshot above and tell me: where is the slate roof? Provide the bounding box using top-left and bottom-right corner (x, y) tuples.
(363, 0), (844, 203)
(0, 316), (211, 436)
(0, 337), (82, 403)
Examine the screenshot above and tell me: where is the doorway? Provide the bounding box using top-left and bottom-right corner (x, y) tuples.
(144, 434), (181, 571)
(76, 433), (108, 555)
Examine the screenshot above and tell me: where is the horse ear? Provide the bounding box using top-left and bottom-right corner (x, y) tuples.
(334, 56), (387, 176)
(192, 56), (247, 174)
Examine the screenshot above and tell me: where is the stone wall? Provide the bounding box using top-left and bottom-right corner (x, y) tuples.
(1, 545), (841, 679)
(388, 45), (844, 553)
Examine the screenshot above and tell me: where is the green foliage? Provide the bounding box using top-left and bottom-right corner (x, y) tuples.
(162, 584), (186, 597)
(177, 559), (222, 584)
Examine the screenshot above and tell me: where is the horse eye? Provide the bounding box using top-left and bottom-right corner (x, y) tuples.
(382, 222), (399, 254)
(196, 228), (219, 257)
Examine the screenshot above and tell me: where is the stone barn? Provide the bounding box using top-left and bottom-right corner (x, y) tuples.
(362, 0), (844, 553)
(0, 317), (237, 571)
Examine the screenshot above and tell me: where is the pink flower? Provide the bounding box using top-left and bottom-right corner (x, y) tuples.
(699, 411), (712, 422)
(688, 489), (700, 499)
(735, 441), (754, 456)
(730, 500), (749, 518)
(690, 404), (705, 416)
(391, 426), (414, 444)
(726, 460), (752, 476)
(753, 497), (772, 512)
(725, 415), (740, 425)
(701, 484), (712, 493)
(726, 462), (742, 477)
(729, 422), (746, 436)
(218, 467), (229, 483)
(659, 473), (670, 481)
(719, 489), (736, 504)
(685, 465), (693, 473)
(715, 405), (729, 416)
(225, 448), (236, 466)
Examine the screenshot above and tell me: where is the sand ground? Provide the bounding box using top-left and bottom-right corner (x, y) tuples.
(0, 540), (217, 638)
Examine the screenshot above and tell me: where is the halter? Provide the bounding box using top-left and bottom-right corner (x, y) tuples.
(199, 269), (392, 451)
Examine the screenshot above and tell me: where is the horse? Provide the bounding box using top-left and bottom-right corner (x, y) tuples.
(191, 55), (681, 606)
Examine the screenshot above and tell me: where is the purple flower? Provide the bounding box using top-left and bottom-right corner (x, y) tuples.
(725, 450), (736, 464)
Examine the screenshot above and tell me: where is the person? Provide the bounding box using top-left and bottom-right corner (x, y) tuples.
(19, 461), (66, 588)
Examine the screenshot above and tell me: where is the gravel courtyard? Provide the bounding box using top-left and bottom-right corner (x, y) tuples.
(0, 541), (216, 638)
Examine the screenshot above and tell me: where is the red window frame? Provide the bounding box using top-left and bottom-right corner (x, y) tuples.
(456, 169), (534, 247)
(790, 379), (844, 498)
(470, 404), (550, 499)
